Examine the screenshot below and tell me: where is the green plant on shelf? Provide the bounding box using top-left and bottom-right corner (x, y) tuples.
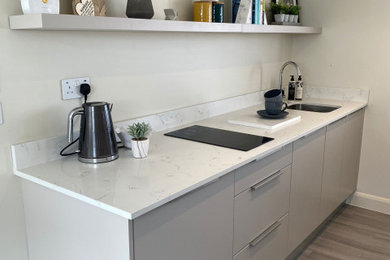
(128, 122), (151, 141)
(291, 5), (301, 15)
(271, 2), (282, 15)
(280, 4), (290, 15)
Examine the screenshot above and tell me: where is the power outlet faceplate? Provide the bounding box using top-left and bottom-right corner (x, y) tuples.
(61, 77), (90, 100)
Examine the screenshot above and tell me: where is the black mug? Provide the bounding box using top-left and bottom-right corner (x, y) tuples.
(264, 89), (288, 115)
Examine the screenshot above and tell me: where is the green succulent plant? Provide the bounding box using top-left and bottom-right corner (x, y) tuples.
(128, 122), (151, 141)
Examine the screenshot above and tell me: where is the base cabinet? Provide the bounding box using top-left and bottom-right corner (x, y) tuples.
(133, 173), (234, 260)
(320, 117), (346, 221)
(233, 214), (289, 260)
(341, 109), (365, 200)
(20, 109), (365, 260)
(288, 128), (326, 253)
(321, 109), (365, 223)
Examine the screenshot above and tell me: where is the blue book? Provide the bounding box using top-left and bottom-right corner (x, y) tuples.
(251, 0), (260, 24)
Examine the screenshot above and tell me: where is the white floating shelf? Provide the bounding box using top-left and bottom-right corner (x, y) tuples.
(9, 14), (322, 34)
(242, 24), (321, 34)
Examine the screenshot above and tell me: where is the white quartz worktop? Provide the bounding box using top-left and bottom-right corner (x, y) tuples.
(14, 98), (367, 220)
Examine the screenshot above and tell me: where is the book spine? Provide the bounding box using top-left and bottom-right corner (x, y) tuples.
(262, 0), (266, 25)
(257, 0), (261, 24)
(232, 0), (241, 23)
(252, 0), (256, 24)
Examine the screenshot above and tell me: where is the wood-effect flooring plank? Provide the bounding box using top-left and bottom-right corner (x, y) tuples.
(297, 205), (390, 260)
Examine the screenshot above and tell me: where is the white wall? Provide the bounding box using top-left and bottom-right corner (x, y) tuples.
(292, 0), (390, 210)
(0, 1), (293, 259)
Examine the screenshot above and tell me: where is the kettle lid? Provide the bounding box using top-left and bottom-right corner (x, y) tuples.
(83, 102), (108, 107)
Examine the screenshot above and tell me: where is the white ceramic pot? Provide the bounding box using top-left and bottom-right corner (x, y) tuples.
(274, 14), (285, 23)
(131, 139), (150, 159)
(21, 0), (60, 14)
(288, 15), (294, 23)
(284, 14), (290, 22)
(293, 15), (299, 23)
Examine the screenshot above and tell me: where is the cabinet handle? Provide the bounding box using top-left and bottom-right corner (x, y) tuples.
(249, 220), (282, 247)
(250, 170), (283, 191)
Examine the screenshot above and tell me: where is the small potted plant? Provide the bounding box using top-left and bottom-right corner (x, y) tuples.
(281, 4), (290, 22)
(291, 5), (301, 23)
(128, 122), (152, 159)
(271, 2), (284, 23)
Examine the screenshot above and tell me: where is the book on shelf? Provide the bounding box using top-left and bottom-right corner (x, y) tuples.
(233, 0), (267, 25)
(252, 0), (259, 24)
(235, 0), (252, 24)
(232, 0), (240, 23)
(251, 0), (267, 25)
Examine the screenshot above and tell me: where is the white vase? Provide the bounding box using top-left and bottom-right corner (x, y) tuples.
(288, 15), (294, 23)
(284, 14), (290, 22)
(21, 0), (60, 14)
(274, 14), (285, 23)
(131, 139), (150, 159)
(293, 15), (299, 23)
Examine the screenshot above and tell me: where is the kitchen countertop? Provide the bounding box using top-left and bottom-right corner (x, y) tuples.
(14, 98), (367, 220)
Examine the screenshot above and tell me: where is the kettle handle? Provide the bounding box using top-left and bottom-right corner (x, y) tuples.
(67, 107), (84, 143)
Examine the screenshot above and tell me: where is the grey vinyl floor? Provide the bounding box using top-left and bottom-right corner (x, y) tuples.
(297, 205), (390, 260)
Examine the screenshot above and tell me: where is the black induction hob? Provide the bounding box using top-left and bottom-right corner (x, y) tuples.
(165, 125), (274, 152)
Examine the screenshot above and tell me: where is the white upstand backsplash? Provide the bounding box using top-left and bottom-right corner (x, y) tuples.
(12, 86), (369, 171)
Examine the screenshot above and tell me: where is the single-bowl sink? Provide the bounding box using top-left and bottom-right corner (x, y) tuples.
(288, 103), (341, 113)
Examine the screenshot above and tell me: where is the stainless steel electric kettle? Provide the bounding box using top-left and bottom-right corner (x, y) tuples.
(66, 102), (119, 164)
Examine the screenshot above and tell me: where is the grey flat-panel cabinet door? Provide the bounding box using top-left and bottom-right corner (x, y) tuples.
(133, 173), (234, 260)
(341, 109), (365, 200)
(320, 117), (346, 222)
(288, 128), (326, 253)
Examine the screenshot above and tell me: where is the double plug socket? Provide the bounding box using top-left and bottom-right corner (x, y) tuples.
(61, 77), (90, 100)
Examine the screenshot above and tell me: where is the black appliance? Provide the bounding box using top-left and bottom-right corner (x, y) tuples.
(165, 125), (273, 151)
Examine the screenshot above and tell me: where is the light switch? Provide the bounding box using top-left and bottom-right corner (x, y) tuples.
(0, 103), (3, 125)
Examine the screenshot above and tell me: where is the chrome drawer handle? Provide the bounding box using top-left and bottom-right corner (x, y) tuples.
(249, 220), (282, 247)
(250, 170), (283, 191)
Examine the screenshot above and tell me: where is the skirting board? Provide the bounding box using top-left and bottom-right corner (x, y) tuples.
(347, 192), (390, 215)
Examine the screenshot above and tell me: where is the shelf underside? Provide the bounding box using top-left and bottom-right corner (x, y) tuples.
(9, 14), (322, 34)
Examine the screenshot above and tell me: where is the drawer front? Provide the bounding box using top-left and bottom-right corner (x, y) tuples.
(233, 214), (289, 260)
(235, 144), (292, 196)
(234, 166), (291, 254)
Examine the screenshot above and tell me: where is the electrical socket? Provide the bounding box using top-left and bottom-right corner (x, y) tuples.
(0, 103), (3, 125)
(61, 77), (90, 100)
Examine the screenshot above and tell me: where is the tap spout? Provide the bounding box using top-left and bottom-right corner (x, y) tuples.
(279, 61), (302, 92)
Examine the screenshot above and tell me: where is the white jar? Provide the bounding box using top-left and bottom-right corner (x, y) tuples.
(21, 0), (60, 14)
(131, 139), (150, 159)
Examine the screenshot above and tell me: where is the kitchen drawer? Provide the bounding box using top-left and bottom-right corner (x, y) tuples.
(235, 144), (292, 196)
(234, 165), (291, 254)
(233, 214), (289, 260)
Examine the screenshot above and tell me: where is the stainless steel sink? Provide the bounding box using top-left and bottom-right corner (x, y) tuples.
(288, 104), (341, 113)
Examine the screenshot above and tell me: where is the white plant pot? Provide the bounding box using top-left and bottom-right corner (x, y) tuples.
(20, 0), (59, 14)
(131, 139), (150, 159)
(288, 15), (294, 23)
(274, 14), (285, 23)
(284, 14), (290, 22)
(293, 15), (299, 23)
